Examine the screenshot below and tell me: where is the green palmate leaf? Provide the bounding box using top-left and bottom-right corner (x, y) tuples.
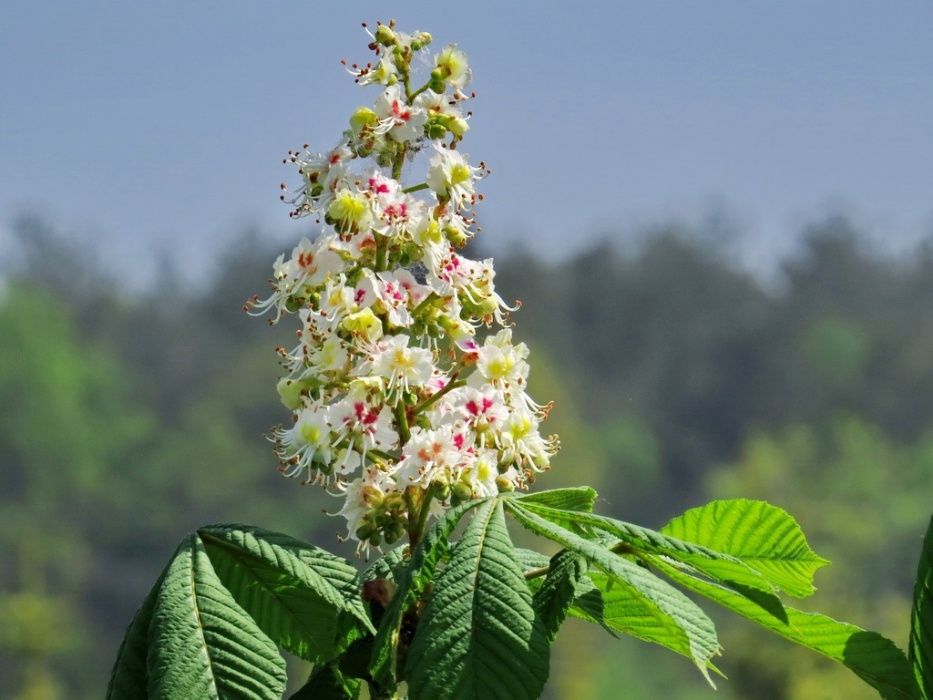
(653, 557), (919, 700)
(514, 486), (598, 512)
(661, 499), (829, 597)
(146, 535), (287, 700)
(369, 498), (488, 690)
(406, 499), (550, 700)
(533, 550), (589, 641)
(506, 501), (721, 683)
(198, 525), (373, 664)
(910, 514), (933, 698)
(516, 499), (777, 596)
(289, 663), (361, 700)
(107, 570), (163, 699)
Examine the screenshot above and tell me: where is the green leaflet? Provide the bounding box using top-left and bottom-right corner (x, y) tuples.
(532, 549), (589, 642)
(653, 556), (919, 700)
(198, 525), (373, 664)
(368, 498), (488, 690)
(517, 499), (779, 595)
(289, 663), (361, 699)
(661, 499), (829, 597)
(146, 535), (287, 700)
(505, 501), (721, 684)
(910, 515), (933, 698)
(513, 486), (599, 512)
(405, 499), (550, 700)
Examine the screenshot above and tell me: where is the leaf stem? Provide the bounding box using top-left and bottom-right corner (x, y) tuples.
(522, 542), (638, 580)
(413, 377), (465, 415)
(411, 291), (439, 317)
(408, 81), (432, 102)
(402, 182), (429, 194)
(411, 485), (437, 547)
(375, 234), (388, 271)
(392, 144), (406, 181)
(523, 565), (551, 581)
(394, 400), (411, 445)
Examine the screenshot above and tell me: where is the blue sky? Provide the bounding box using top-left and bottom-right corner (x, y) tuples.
(2, 1), (933, 283)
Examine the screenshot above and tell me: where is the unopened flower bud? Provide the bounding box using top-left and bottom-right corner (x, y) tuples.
(374, 24), (396, 46)
(276, 377), (312, 410)
(495, 475), (515, 492)
(383, 491), (406, 511)
(426, 116), (449, 140)
(356, 520), (379, 541)
(410, 31), (432, 50)
(451, 481), (474, 502)
(444, 223), (469, 247)
(447, 116), (469, 138)
(350, 107), (378, 136)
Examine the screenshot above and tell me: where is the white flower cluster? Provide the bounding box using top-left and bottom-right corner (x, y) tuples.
(249, 21), (558, 552)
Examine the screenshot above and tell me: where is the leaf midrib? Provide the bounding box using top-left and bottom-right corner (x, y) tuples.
(188, 543), (221, 700)
(199, 531), (348, 657)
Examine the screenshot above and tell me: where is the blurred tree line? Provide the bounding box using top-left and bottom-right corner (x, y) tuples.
(1, 213), (930, 699)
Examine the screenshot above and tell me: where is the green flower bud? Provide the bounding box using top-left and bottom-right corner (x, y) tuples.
(444, 223), (469, 247)
(447, 116), (469, 138)
(495, 476), (516, 492)
(383, 522), (405, 545)
(383, 492), (406, 511)
(410, 31), (433, 50)
(285, 296), (305, 313)
(374, 24), (396, 46)
(356, 521), (378, 541)
(426, 116), (449, 140)
(350, 106), (378, 136)
(276, 377), (303, 410)
(452, 481), (474, 502)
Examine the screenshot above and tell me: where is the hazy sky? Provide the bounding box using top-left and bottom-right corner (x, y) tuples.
(3, 1), (933, 283)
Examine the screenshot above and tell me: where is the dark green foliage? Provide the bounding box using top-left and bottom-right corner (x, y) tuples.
(405, 500), (550, 700)
(106, 526), (372, 699)
(910, 516), (933, 698)
(199, 525), (373, 663)
(368, 499), (487, 690)
(145, 535), (286, 700)
(289, 663), (360, 699)
(533, 550), (589, 641)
